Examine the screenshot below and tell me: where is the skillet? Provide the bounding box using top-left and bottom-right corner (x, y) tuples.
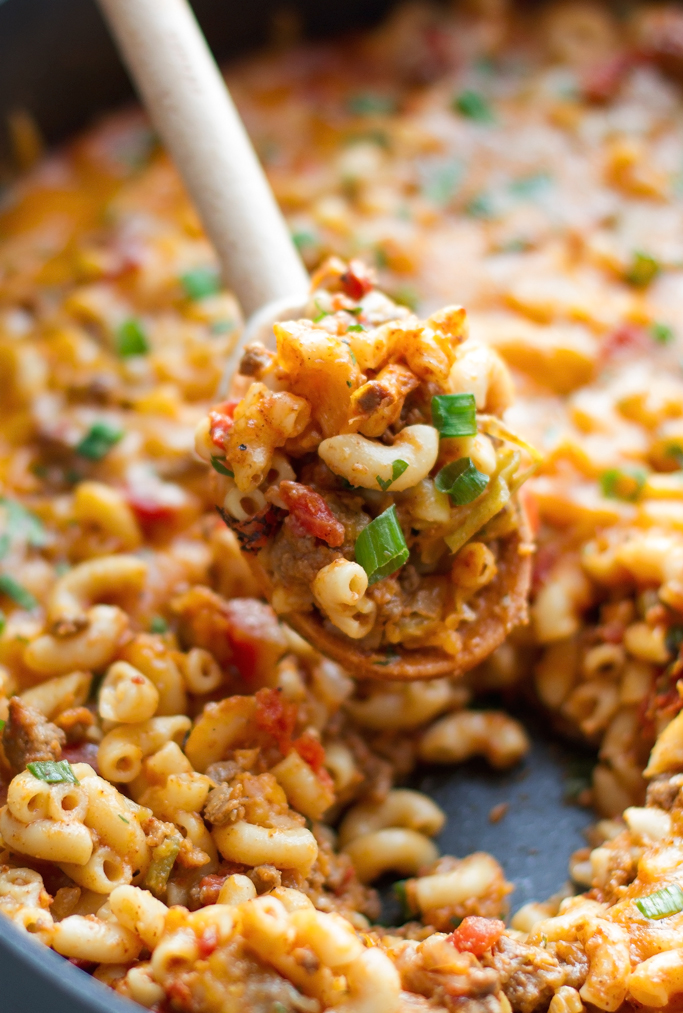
(0, 1), (591, 1008)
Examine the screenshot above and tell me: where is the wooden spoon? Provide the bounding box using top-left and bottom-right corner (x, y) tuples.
(96, 0), (533, 680)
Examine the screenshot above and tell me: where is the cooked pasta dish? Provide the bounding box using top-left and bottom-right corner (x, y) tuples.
(2, 2), (683, 1011)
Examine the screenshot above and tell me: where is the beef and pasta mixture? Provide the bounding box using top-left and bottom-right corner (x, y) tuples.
(196, 257), (534, 679)
(4, 1), (683, 1011)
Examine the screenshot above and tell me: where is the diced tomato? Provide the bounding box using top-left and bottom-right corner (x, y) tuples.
(532, 542), (560, 595)
(62, 741), (100, 773)
(198, 925), (219, 958)
(448, 916), (505, 956)
(601, 324), (651, 362)
(197, 873), (226, 906)
(279, 481), (345, 547)
(127, 493), (178, 527)
(255, 686), (297, 754)
(209, 401), (237, 451)
(222, 598), (288, 686)
(518, 487), (540, 538)
(294, 730), (334, 791)
(339, 259), (374, 301)
(582, 52), (635, 103)
(217, 503), (284, 554)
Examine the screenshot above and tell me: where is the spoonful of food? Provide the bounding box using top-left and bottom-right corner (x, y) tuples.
(97, 0), (535, 680)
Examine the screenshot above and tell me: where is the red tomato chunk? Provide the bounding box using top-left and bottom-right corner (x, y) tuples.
(279, 481), (345, 547)
(448, 916), (505, 956)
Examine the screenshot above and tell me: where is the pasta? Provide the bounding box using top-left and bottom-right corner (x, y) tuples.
(3, 1), (683, 1010)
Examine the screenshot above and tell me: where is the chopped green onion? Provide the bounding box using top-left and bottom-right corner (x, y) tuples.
(651, 321), (674, 345)
(347, 324), (365, 333)
(432, 393), (477, 437)
(150, 615), (168, 634)
(635, 883), (683, 920)
(466, 192), (496, 219)
(0, 611), (5, 636)
(181, 265), (221, 301)
(392, 285), (419, 312)
(0, 498), (48, 549)
(509, 172), (552, 199)
(76, 421), (124, 460)
(666, 624), (683, 658)
(313, 300), (331, 323)
(145, 833), (182, 897)
(210, 456), (234, 477)
(393, 879), (414, 921)
(0, 574), (37, 610)
(0, 719), (5, 732)
(118, 814), (130, 824)
(435, 457), (490, 504)
(355, 505), (410, 585)
(420, 159), (463, 207)
(625, 251), (661, 287)
(347, 92), (396, 116)
(116, 318), (149, 357)
(452, 89), (494, 123)
(666, 443), (683, 469)
(27, 760), (79, 785)
(600, 467), (646, 502)
(210, 319), (235, 335)
(377, 460), (409, 492)
(291, 230), (317, 252)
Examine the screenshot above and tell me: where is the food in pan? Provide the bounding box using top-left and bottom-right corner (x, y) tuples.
(3, 1), (683, 1011)
(196, 257), (535, 680)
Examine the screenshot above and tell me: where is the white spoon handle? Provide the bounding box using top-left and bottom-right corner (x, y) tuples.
(96, 0), (309, 317)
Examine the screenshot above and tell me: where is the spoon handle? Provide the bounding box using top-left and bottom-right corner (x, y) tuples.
(96, 0), (309, 317)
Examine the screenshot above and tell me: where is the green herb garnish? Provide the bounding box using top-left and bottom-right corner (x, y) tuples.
(0, 575), (37, 610)
(626, 251), (661, 287)
(116, 318), (149, 357)
(636, 883), (683, 920)
(600, 466), (646, 502)
(210, 319), (235, 335)
(150, 616), (168, 634)
(355, 505), (409, 585)
(145, 834), (182, 897)
(27, 760), (79, 785)
(466, 192), (496, 219)
(393, 880), (414, 921)
(347, 93), (396, 116)
(421, 160), (463, 207)
(435, 457), (489, 504)
(181, 265), (221, 301)
(76, 421), (124, 461)
(453, 89), (494, 123)
(432, 393), (477, 437)
(377, 460), (409, 492)
(291, 230), (317, 252)
(210, 456), (234, 477)
(651, 321), (674, 345)
(347, 324), (365, 333)
(509, 172), (552, 199)
(666, 625), (683, 658)
(0, 498), (47, 552)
